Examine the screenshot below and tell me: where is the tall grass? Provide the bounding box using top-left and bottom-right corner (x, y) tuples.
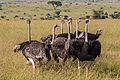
(0, 19), (120, 80)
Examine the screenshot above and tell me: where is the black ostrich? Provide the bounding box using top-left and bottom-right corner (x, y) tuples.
(65, 19), (101, 78)
(13, 40), (51, 71)
(51, 24), (68, 63)
(79, 19), (101, 78)
(74, 19), (102, 40)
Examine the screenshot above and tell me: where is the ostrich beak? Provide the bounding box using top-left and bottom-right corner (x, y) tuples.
(13, 45), (20, 53)
(13, 47), (17, 52)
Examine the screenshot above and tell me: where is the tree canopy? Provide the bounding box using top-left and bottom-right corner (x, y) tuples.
(47, 1), (62, 10)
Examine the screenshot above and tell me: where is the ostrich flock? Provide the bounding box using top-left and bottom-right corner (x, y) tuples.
(13, 17), (102, 78)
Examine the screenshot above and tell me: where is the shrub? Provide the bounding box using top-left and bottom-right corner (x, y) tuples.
(6, 19), (9, 21)
(34, 14), (36, 16)
(86, 16), (90, 19)
(20, 17), (25, 20)
(1, 16), (6, 19)
(64, 15), (68, 19)
(79, 17), (86, 19)
(40, 17), (45, 20)
(14, 15), (19, 18)
(110, 11), (120, 19)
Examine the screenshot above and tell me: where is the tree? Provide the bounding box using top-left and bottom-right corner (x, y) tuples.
(54, 10), (61, 18)
(47, 1), (62, 10)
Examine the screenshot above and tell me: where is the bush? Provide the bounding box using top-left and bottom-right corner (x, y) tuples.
(92, 9), (108, 19)
(101, 16), (106, 19)
(1, 16), (6, 19)
(34, 14), (36, 16)
(110, 11), (120, 19)
(64, 10), (70, 12)
(14, 15), (19, 18)
(6, 19), (9, 21)
(40, 17), (45, 20)
(55, 11), (61, 16)
(64, 15), (68, 19)
(87, 3), (91, 5)
(20, 17), (25, 20)
(86, 16), (90, 19)
(79, 17), (86, 19)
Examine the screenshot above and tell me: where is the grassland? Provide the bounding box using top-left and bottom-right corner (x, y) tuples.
(0, 3), (120, 80)
(0, 19), (120, 80)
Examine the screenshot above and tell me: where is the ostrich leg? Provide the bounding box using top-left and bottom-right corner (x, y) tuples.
(86, 61), (90, 79)
(28, 58), (35, 72)
(78, 60), (81, 76)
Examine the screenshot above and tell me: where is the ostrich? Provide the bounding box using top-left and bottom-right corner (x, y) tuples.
(74, 19), (102, 40)
(13, 20), (51, 71)
(79, 19), (101, 78)
(51, 24), (68, 63)
(65, 19), (101, 78)
(13, 40), (51, 71)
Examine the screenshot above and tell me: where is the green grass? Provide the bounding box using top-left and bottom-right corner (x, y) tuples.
(0, 19), (120, 80)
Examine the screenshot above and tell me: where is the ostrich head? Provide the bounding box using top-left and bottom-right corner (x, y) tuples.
(68, 17), (72, 23)
(61, 20), (65, 24)
(68, 17), (72, 20)
(76, 19), (81, 23)
(41, 34), (53, 42)
(13, 45), (21, 52)
(27, 19), (31, 24)
(97, 29), (102, 35)
(13, 41), (30, 52)
(53, 24), (59, 28)
(85, 19), (89, 24)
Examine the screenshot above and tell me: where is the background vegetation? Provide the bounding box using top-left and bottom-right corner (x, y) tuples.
(0, 3), (120, 20)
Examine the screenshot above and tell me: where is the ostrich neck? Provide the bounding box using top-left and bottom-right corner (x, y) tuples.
(68, 22), (71, 40)
(61, 23), (63, 34)
(28, 23), (31, 42)
(52, 27), (55, 43)
(76, 22), (79, 38)
(70, 22), (72, 33)
(85, 24), (88, 42)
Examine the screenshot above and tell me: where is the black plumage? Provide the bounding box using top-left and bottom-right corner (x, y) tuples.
(57, 33), (75, 39)
(74, 29), (102, 40)
(65, 19), (101, 77)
